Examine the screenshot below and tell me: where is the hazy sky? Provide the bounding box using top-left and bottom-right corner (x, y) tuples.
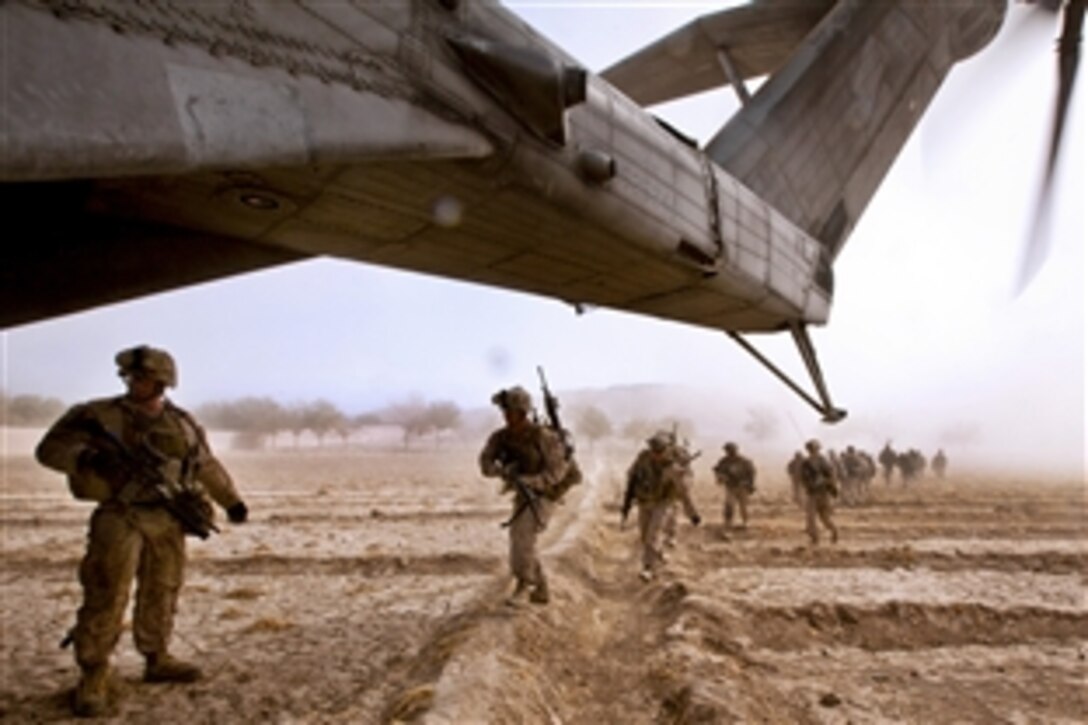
(1, 2), (1084, 473)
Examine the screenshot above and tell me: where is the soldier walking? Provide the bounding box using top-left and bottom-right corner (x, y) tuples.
(36, 346), (249, 718)
(479, 386), (575, 607)
(661, 438), (699, 549)
(879, 442), (897, 485)
(799, 439), (839, 545)
(622, 432), (701, 582)
(932, 449), (948, 478)
(712, 442), (756, 538)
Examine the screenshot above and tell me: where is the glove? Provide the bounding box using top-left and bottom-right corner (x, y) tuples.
(78, 448), (127, 485)
(227, 501), (248, 524)
(690, 514), (702, 526)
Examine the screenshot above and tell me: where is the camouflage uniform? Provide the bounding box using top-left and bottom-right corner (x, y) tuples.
(713, 443), (756, 535)
(878, 443), (897, 485)
(622, 433), (700, 581)
(479, 386), (572, 606)
(661, 442), (698, 549)
(799, 440), (838, 545)
(932, 449), (948, 478)
(35, 346), (246, 717)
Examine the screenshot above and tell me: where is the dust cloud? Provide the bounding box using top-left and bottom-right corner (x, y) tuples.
(2, 433), (1084, 722)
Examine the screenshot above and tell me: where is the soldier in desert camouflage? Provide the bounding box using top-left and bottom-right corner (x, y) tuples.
(879, 442), (897, 485)
(36, 346), (248, 718)
(713, 442), (756, 538)
(932, 448), (948, 478)
(799, 439), (839, 545)
(622, 431), (701, 581)
(479, 386), (573, 607)
(661, 437), (699, 550)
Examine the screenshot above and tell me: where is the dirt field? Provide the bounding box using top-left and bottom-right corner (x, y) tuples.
(1, 443), (1085, 723)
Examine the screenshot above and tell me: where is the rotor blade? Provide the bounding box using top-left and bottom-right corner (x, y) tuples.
(1019, 0), (1085, 291)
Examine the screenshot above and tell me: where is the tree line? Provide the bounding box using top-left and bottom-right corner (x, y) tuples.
(5, 389), (787, 451)
(193, 396), (464, 449)
(1, 392), (66, 426)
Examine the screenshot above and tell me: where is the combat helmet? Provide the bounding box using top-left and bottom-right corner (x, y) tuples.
(116, 345), (177, 388)
(647, 431), (672, 452)
(805, 438), (821, 453)
(491, 385), (533, 413)
(723, 441), (738, 454)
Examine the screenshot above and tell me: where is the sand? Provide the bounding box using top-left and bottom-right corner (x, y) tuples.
(2, 445), (1084, 723)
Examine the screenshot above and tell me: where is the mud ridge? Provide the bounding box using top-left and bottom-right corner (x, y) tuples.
(734, 600), (1088, 651)
(1, 552), (501, 578)
(690, 544), (1088, 575)
(264, 508), (505, 525)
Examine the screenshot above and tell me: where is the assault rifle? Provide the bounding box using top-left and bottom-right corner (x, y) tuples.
(500, 470), (543, 530)
(82, 420), (218, 539)
(537, 366), (574, 459)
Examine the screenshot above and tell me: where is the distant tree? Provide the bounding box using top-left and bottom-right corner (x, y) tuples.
(3, 393), (66, 426)
(196, 397), (285, 449)
(283, 404), (308, 447)
(423, 401), (462, 446)
(379, 397), (462, 447)
(380, 397), (428, 446)
(353, 412), (383, 427)
(576, 405), (612, 448)
(301, 399), (347, 447)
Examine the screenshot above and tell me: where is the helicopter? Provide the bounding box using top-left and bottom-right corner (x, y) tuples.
(2, 0), (1080, 421)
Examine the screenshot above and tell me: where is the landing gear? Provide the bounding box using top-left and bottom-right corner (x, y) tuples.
(727, 323), (846, 423)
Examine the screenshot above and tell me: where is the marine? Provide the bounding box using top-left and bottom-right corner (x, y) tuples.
(478, 386), (575, 607)
(661, 438), (699, 550)
(712, 442), (756, 538)
(878, 442), (897, 485)
(932, 448), (948, 478)
(799, 439), (839, 545)
(622, 431), (701, 581)
(35, 346), (249, 717)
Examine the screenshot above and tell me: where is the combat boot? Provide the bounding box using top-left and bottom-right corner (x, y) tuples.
(529, 576), (549, 605)
(72, 664), (110, 718)
(144, 652), (202, 683)
(505, 579), (531, 608)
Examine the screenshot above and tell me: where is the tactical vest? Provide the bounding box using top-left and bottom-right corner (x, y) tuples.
(630, 452), (676, 504)
(492, 424), (548, 476)
(67, 397), (203, 502)
(716, 457), (752, 487)
(800, 456), (833, 494)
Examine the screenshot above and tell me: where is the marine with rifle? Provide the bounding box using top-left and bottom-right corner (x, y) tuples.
(35, 345), (248, 717)
(622, 431), (701, 582)
(713, 441), (756, 538)
(478, 370), (580, 607)
(661, 435), (701, 550)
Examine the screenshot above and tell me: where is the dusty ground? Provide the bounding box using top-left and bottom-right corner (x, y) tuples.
(1, 442), (1085, 723)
